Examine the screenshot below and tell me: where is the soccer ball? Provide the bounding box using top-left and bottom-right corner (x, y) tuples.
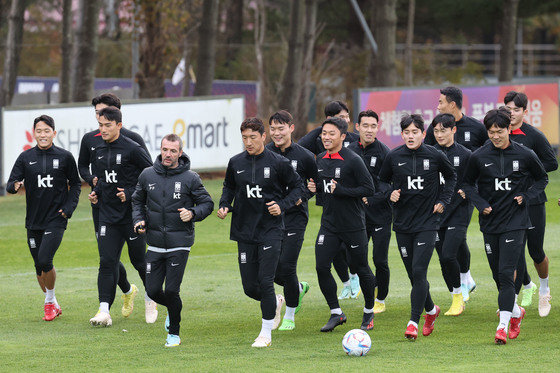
(342, 329), (371, 356)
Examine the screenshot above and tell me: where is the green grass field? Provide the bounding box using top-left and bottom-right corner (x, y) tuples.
(1, 174), (559, 372)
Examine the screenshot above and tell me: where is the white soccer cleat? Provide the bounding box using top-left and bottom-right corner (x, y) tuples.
(539, 290), (552, 317)
(272, 294), (285, 330)
(251, 336), (271, 348)
(145, 300), (158, 323)
(89, 310), (112, 327)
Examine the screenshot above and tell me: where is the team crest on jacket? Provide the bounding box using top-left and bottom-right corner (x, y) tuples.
(53, 159), (59, 169)
(423, 159), (430, 170)
(116, 154), (122, 164)
(291, 160), (298, 171)
(335, 167), (341, 178)
(370, 157), (377, 167)
(513, 160), (519, 171)
(264, 167), (270, 178)
(464, 132), (471, 142)
(175, 182), (181, 192)
(454, 156), (460, 166)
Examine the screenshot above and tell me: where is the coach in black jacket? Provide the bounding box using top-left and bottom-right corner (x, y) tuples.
(132, 134), (213, 347)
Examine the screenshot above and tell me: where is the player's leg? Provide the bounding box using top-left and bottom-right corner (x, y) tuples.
(458, 205), (476, 292)
(395, 232), (418, 339)
(37, 228), (64, 321)
(371, 224), (391, 313)
(345, 244), (361, 299)
(162, 250), (189, 347)
(333, 247), (352, 299)
(412, 231), (439, 337)
(27, 230), (45, 293)
(442, 227), (466, 315)
(435, 228), (451, 292)
(238, 242), (260, 301)
(516, 249), (534, 307)
(527, 203), (551, 316)
(125, 224), (154, 322)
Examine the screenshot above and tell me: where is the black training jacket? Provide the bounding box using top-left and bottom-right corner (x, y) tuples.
(425, 115), (488, 151)
(132, 154), (214, 248)
(315, 146), (375, 233)
(462, 141), (548, 234)
(434, 142), (472, 227)
(219, 148), (303, 244)
(266, 141), (317, 230)
(346, 139), (392, 226)
(7, 145), (81, 230)
(92, 135), (153, 224)
(510, 122), (558, 205)
(298, 126), (360, 155)
(378, 143), (456, 233)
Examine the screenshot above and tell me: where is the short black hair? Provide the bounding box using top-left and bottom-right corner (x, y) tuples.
(33, 114), (55, 130)
(440, 86), (463, 109)
(400, 113), (424, 132)
(92, 93), (122, 109)
(504, 91), (528, 110)
(358, 110), (379, 124)
(483, 107), (511, 130)
(322, 117), (348, 134)
(98, 106), (122, 123)
(324, 100), (349, 117)
(240, 117), (265, 135)
(269, 110), (293, 126)
(431, 113), (456, 129)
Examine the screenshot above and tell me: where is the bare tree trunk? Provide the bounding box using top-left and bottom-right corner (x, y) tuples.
(499, 0), (519, 82)
(294, 0), (318, 139)
(59, 0), (72, 103)
(193, 0), (219, 96)
(404, 0), (415, 86)
(367, 0), (397, 87)
(102, 0), (121, 40)
(225, 0), (243, 67)
(0, 0), (27, 107)
(278, 0), (305, 118)
(253, 0), (267, 118)
(71, 0), (101, 102)
(136, 0), (166, 98)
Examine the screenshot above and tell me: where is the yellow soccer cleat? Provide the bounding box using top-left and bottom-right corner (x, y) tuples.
(121, 284), (138, 317)
(373, 301), (386, 314)
(444, 293), (465, 316)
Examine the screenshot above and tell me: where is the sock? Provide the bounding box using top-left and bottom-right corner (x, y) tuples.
(452, 287), (461, 295)
(460, 272), (467, 284)
(363, 307), (373, 314)
(349, 273), (358, 279)
(498, 310), (512, 332)
(466, 270), (474, 284)
(524, 281), (536, 290)
(330, 308), (342, 315)
(100, 302), (110, 314)
(258, 318), (273, 339)
(45, 288), (55, 304)
(512, 302), (521, 318)
(407, 320), (418, 328)
(124, 287), (133, 295)
(539, 277), (549, 295)
(284, 306), (296, 321)
(375, 298), (385, 304)
(145, 293), (151, 302)
(342, 280), (351, 288)
(426, 306), (437, 315)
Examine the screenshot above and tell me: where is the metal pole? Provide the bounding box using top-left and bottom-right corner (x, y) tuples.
(348, 0), (378, 55)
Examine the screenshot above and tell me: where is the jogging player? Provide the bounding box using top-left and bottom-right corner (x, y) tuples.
(217, 117), (303, 348)
(79, 93), (155, 321)
(378, 114), (456, 340)
(462, 107), (548, 344)
(7, 115), (81, 321)
(431, 113), (472, 316)
(88, 106), (153, 327)
(266, 110), (316, 330)
(505, 91), (557, 316)
(307, 117), (377, 333)
(132, 134), (214, 347)
(347, 110), (392, 313)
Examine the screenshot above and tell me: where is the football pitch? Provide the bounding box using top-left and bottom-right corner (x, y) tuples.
(1, 175), (559, 371)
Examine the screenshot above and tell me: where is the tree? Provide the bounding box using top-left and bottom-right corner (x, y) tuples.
(404, 0), (415, 86)
(59, 0), (72, 103)
(367, 0), (397, 87)
(0, 0), (27, 107)
(224, 0), (243, 67)
(71, 0), (101, 102)
(193, 0), (219, 96)
(499, 0), (520, 82)
(253, 0), (267, 117)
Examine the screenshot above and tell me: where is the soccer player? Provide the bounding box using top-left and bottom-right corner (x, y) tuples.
(430, 113), (472, 316)
(425, 86), (488, 300)
(266, 110), (316, 330)
(307, 117), (377, 333)
(217, 117), (303, 348)
(88, 106), (153, 327)
(505, 91), (557, 315)
(132, 134), (214, 347)
(462, 107), (548, 344)
(378, 114), (456, 340)
(78, 93), (155, 321)
(7, 115), (81, 321)
(346, 110), (392, 313)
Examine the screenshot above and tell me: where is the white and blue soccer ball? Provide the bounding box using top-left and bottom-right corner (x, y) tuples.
(342, 329), (371, 356)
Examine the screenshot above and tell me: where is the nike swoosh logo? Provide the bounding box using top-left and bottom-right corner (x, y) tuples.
(484, 163), (493, 167)
(287, 232), (296, 236)
(417, 242), (425, 245)
(171, 263), (179, 267)
(375, 227), (383, 232)
(44, 231), (52, 235)
(148, 183), (155, 187)
(29, 161), (37, 165)
(448, 227), (455, 230)
(236, 170), (245, 174)
(91, 147), (95, 151)
(98, 156), (104, 159)
(129, 237), (138, 241)
(398, 162), (406, 166)
(318, 169), (324, 172)
(505, 239), (514, 243)
(263, 246), (272, 250)
(350, 244), (359, 248)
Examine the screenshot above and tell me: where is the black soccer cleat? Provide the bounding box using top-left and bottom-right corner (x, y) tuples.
(360, 312), (375, 331)
(320, 313), (347, 332)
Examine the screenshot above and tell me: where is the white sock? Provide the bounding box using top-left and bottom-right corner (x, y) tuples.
(330, 308), (342, 315)
(407, 320), (418, 328)
(363, 307), (373, 314)
(539, 277), (549, 295)
(426, 306), (437, 315)
(452, 287), (461, 295)
(349, 273), (358, 279)
(45, 288), (55, 304)
(466, 270), (474, 284)
(498, 310), (512, 332)
(259, 318), (273, 339)
(460, 272), (467, 284)
(512, 302), (521, 318)
(145, 293), (151, 302)
(375, 298), (385, 304)
(342, 280), (351, 288)
(99, 302), (110, 314)
(524, 281), (536, 290)
(284, 306), (296, 321)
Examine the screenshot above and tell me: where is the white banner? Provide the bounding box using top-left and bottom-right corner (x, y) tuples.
(2, 96), (245, 184)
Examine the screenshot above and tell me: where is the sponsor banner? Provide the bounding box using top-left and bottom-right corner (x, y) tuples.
(2, 96), (244, 184)
(356, 81), (559, 149)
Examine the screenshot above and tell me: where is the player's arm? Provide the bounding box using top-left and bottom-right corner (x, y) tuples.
(77, 135), (95, 186)
(187, 172), (214, 222)
(276, 159), (304, 213)
(461, 155), (491, 212)
(218, 159), (236, 217)
(60, 154), (82, 218)
(377, 152), (395, 201)
(297, 127), (321, 154)
(125, 145), (154, 201)
(131, 172), (148, 227)
(436, 151), (457, 208)
(520, 149), (549, 204)
(6, 153), (25, 194)
(301, 153), (318, 202)
(127, 130), (150, 155)
(332, 158), (375, 197)
(534, 132), (558, 172)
